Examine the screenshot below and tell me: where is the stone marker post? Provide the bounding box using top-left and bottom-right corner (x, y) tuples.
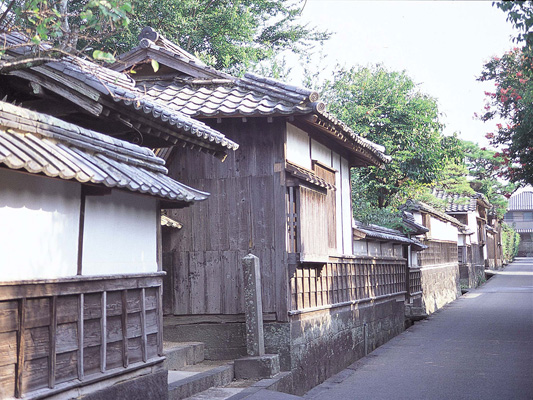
(242, 253), (265, 356)
(235, 254), (280, 379)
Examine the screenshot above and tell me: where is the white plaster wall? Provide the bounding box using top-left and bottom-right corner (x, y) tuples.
(429, 216), (458, 242)
(393, 245), (403, 258)
(0, 169), (80, 280)
(82, 191), (158, 275)
(458, 234), (465, 246)
(353, 240), (368, 255)
(381, 242), (393, 257)
(413, 212), (423, 225)
(341, 157), (353, 255)
(368, 241), (381, 257)
(310, 139), (332, 167)
(467, 213), (480, 244)
(286, 123), (311, 169)
(333, 153), (343, 253)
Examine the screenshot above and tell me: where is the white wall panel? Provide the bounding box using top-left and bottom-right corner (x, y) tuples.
(286, 123), (311, 169)
(341, 157), (353, 255)
(332, 153), (343, 253)
(310, 139), (332, 167)
(0, 169), (80, 280)
(430, 217), (458, 242)
(82, 191), (158, 275)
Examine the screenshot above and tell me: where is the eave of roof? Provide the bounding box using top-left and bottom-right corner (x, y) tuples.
(402, 199), (466, 229)
(353, 221), (428, 251)
(0, 101), (209, 205)
(111, 27), (389, 167)
(1, 31), (238, 158)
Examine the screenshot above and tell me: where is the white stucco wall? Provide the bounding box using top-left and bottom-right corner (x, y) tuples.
(467, 213), (480, 244)
(341, 157), (353, 255)
(286, 123), (311, 169)
(333, 153), (343, 253)
(310, 139), (332, 167)
(0, 169), (80, 280)
(429, 216), (458, 242)
(82, 190), (158, 275)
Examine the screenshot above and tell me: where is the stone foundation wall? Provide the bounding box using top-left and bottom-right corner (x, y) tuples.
(420, 263), (460, 314)
(518, 233), (533, 257)
(459, 263), (485, 288)
(282, 296), (405, 395)
(163, 296), (405, 396)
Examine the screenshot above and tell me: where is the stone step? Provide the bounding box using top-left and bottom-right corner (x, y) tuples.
(164, 341), (205, 370)
(168, 360), (235, 400)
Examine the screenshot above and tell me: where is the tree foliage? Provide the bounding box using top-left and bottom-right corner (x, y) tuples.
(321, 65), (456, 211)
(478, 1), (533, 185)
(0, 0), (132, 71)
(105, 0), (330, 71)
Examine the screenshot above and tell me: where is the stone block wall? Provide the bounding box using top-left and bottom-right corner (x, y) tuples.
(420, 263), (460, 314)
(279, 296), (405, 395)
(459, 263), (485, 288)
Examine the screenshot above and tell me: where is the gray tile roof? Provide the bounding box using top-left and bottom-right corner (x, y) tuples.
(1, 31), (238, 156)
(401, 211), (429, 235)
(508, 189), (533, 211)
(402, 199), (466, 228)
(0, 101), (209, 205)
(433, 189), (490, 212)
(353, 220), (427, 251)
(113, 27), (390, 166)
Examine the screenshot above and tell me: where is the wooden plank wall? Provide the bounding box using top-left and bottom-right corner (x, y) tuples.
(289, 258), (406, 311)
(0, 275), (163, 398)
(298, 186), (328, 259)
(418, 240), (458, 267)
(166, 118), (288, 320)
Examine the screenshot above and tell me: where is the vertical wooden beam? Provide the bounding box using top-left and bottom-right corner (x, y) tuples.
(15, 298), (26, 398)
(156, 286), (163, 357)
(78, 294), (84, 381)
(121, 290), (129, 368)
(49, 296), (57, 388)
(140, 289), (147, 362)
(100, 291), (107, 373)
(77, 186), (87, 275)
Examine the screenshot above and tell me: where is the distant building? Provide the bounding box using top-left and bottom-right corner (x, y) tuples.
(504, 188), (533, 257)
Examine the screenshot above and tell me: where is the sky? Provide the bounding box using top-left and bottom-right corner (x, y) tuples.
(292, 0), (518, 147)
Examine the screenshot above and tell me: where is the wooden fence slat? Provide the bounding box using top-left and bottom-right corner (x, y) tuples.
(49, 296), (57, 389)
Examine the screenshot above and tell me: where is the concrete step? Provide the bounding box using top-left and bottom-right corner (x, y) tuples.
(164, 341), (205, 370)
(168, 360), (235, 400)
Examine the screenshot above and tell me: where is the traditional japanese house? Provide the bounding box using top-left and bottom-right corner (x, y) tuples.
(0, 30), (239, 400)
(352, 220), (428, 321)
(401, 200), (465, 314)
(433, 189), (502, 275)
(109, 27), (424, 394)
(0, 100), (232, 399)
(504, 188), (533, 257)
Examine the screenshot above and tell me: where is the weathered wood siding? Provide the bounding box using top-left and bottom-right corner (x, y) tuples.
(0, 275), (164, 399)
(289, 257), (406, 312)
(164, 118), (287, 320)
(417, 240), (458, 267)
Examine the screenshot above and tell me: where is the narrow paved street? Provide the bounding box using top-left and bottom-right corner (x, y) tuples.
(305, 258), (533, 400)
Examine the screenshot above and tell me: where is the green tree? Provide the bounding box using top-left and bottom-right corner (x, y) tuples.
(321, 65), (454, 210)
(106, 0), (330, 71)
(0, 0), (132, 71)
(478, 1), (533, 185)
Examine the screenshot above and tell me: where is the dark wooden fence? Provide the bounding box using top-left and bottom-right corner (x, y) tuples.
(408, 268), (422, 296)
(0, 274), (164, 399)
(418, 240), (458, 267)
(289, 257), (406, 312)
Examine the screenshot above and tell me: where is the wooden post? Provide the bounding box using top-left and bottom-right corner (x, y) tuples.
(242, 254), (265, 357)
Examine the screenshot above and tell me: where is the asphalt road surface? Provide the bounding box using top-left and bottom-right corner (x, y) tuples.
(305, 258), (533, 400)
